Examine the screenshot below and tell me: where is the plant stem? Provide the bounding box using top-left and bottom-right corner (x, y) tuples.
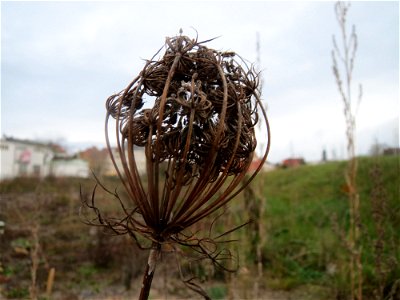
(139, 243), (161, 300)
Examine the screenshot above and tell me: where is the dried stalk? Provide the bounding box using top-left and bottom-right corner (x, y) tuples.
(81, 32), (270, 299)
(46, 267), (56, 299)
(11, 191), (47, 300)
(243, 179), (264, 299)
(332, 2), (363, 299)
(139, 243), (161, 300)
(255, 189), (265, 300)
(29, 223), (40, 300)
(254, 31), (266, 300)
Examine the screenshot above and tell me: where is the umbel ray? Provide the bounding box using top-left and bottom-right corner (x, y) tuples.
(80, 32), (270, 300)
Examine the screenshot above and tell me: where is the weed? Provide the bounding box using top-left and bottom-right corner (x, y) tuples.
(5, 286), (29, 299)
(78, 264), (98, 278)
(11, 237), (31, 249)
(207, 284), (227, 299)
(332, 2), (363, 299)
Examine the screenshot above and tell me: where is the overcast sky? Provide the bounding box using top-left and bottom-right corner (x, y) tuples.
(1, 1), (399, 163)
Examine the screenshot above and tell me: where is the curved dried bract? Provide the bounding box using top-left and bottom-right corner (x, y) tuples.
(104, 34), (270, 244)
(81, 33), (270, 299)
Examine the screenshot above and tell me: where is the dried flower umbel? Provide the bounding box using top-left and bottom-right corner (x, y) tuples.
(81, 33), (270, 299)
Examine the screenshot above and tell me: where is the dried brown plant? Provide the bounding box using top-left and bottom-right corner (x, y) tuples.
(81, 32), (270, 300)
(10, 191), (52, 300)
(332, 2), (363, 299)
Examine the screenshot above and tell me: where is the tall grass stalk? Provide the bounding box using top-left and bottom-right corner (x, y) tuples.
(254, 31), (266, 300)
(332, 2), (363, 299)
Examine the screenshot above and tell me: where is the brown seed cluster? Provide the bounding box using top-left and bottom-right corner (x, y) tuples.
(107, 35), (260, 186)
(82, 34), (270, 298)
(100, 33), (269, 243)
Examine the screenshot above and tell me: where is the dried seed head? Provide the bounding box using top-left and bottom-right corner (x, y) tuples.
(81, 34), (270, 299)
(104, 34), (270, 241)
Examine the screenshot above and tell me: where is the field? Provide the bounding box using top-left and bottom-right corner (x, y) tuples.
(0, 155), (399, 299)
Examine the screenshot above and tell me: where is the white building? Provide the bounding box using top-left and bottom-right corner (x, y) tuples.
(0, 137), (55, 180)
(51, 155), (90, 178)
(0, 136), (90, 180)
(103, 147), (147, 177)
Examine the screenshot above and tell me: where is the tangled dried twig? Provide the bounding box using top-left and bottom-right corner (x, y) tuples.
(81, 32), (270, 299)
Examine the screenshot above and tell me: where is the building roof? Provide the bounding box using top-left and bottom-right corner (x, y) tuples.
(1, 135), (65, 153)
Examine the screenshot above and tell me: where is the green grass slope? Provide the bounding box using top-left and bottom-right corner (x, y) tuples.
(250, 155), (400, 296)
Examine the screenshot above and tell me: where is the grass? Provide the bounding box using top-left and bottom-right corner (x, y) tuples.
(207, 284), (227, 299)
(238, 155), (400, 297)
(0, 155), (398, 299)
